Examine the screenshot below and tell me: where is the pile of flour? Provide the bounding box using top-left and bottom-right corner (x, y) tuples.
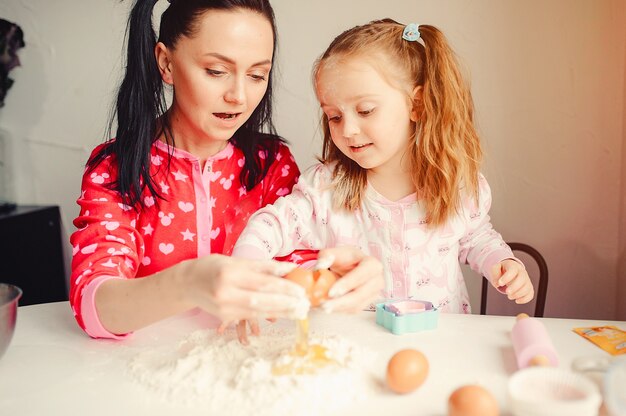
(128, 326), (379, 415)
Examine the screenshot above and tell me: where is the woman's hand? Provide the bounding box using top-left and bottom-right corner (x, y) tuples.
(490, 259), (534, 304)
(231, 246), (385, 344)
(212, 247), (384, 344)
(181, 254), (310, 324)
(94, 255), (308, 337)
(318, 246), (384, 314)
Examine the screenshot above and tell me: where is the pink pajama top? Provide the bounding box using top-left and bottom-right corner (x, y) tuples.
(70, 140), (300, 338)
(233, 163), (517, 313)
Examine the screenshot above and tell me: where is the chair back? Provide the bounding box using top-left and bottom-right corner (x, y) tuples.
(480, 242), (548, 317)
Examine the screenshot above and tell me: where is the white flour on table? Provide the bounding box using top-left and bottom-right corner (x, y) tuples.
(128, 326), (379, 415)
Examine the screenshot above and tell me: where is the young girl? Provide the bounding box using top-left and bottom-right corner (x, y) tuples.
(233, 19), (534, 313)
(70, 0), (382, 343)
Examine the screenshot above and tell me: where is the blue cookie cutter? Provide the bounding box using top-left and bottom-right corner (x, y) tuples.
(375, 300), (439, 335)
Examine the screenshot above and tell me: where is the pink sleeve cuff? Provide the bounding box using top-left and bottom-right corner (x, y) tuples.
(81, 275), (131, 340)
(481, 249), (514, 277)
(482, 251), (525, 294)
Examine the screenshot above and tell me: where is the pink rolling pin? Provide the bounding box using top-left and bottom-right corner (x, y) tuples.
(511, 313), (559, 369)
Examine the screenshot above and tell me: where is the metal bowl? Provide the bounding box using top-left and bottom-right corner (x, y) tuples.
(0, 283), (22, 360)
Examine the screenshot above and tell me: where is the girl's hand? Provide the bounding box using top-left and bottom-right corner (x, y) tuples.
(217, 318), (277, 345)
(490, 259), (534, 304)
(180, 254), (310, 324)
(318, 246), (384, 313)
(217, 319), (258, 345)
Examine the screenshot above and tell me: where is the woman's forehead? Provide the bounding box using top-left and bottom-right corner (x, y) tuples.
(176, 9), (274, 63)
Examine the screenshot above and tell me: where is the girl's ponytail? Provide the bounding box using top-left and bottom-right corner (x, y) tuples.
(314, 20), (482, 225)
(413, 25), (482, 227)
(87, 0), (167, 208)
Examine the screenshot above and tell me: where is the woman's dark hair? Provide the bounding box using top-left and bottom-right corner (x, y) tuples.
(87, 0), (283, 208)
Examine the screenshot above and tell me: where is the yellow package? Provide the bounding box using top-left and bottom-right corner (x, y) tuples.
(573, 326), (626, 356)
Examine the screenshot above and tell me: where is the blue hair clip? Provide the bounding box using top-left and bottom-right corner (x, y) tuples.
(402, 23), (420, 42)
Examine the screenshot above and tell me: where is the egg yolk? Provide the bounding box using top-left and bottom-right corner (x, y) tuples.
(272, 316), (337, 376)
(274, 267), (340, 376)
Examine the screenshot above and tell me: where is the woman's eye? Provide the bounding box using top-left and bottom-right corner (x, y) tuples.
(206, 69), (226, 77)
(249, 73), (267, 82)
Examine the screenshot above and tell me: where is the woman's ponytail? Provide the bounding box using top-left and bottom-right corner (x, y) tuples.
(87, 0), (283, 208)
(88, 0), (167, 208)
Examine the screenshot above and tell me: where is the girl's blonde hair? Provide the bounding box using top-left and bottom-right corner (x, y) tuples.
(313, 19), (482, 227)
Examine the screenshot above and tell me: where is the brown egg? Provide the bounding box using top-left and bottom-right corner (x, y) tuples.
(448, 385), (499, 416)
(285, 267), (338, 307)
(386, 349), (429, 394)
(285, 268), (315, 298)
(311, 269), (337, 307)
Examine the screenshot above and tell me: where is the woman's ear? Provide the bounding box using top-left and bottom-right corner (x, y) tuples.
(155, 42), (173, 85)
(410, 85), (423, 122)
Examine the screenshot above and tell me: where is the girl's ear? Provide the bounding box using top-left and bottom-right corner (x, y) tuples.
(410, 85), (424, 122)
(155, 42), (173, 85)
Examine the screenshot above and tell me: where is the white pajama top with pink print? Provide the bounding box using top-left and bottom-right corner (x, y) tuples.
(232, 163), (516, 313)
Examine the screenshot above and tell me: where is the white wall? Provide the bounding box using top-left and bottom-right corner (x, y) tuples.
(0, 0), (624, 320)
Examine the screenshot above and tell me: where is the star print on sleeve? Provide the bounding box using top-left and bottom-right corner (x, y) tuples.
(151, 154), (163, 165)
(172, 170), (189, 182)
(142, 223), (154, 235)
(181, 229), (195, 241)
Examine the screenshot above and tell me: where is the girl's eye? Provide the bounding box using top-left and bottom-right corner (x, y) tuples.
(359, 108), (374, 116)
(327, 115), (341, 123)
(206, 69), (226, 77)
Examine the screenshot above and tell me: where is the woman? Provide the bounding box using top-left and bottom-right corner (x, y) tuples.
(70, 0), (382, 343)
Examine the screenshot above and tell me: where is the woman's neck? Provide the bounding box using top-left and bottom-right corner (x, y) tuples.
(159, 134), (228, 166)
(159, 112), (229, 165)
(177, 137), (228, 164)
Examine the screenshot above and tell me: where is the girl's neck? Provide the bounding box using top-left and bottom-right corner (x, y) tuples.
(367, 168), (416, 202)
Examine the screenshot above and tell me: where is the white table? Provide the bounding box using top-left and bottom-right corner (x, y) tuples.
(0, 302), (622, 415)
